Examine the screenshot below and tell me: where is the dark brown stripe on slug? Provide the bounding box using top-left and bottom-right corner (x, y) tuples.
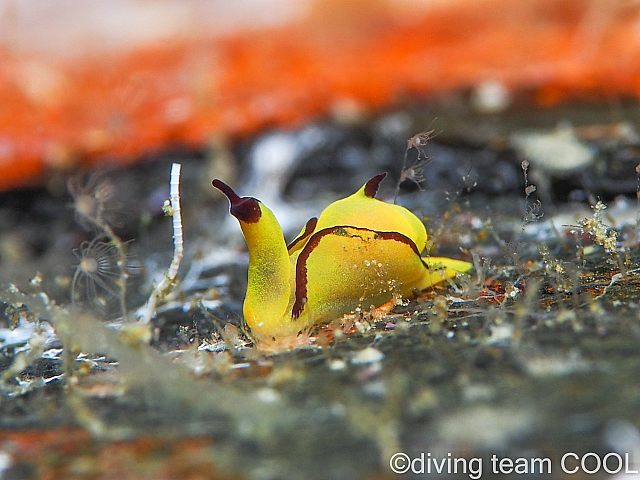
(291, 227), (326, 320)
(212, 179), (262, 223)
(291, 224), (425, 320)
(364, 172), (387, 198)
(287, 217), (318, 251)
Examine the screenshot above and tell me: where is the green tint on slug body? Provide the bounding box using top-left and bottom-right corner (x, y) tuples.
(211, 180), (291, 332)
(212, 174), (472, 341)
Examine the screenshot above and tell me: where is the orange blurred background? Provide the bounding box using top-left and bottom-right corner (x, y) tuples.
(1, 0), (639, 191)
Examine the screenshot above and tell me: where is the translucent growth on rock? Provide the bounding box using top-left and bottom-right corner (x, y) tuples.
(581, 201), (618, 254)
(71, 235), (123, 316)
(570, 199), (627, 278)
(395, 128), (437, 201)
(68, 171), (129, 319)
(1, 285), (303, 444)
(521, 159), (543, 229)
(572, 200), (619, 256)
(67, 171), (114, 230)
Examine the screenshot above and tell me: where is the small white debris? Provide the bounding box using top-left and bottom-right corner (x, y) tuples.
(41, 348), (64, 359)
(251, 132), (298, 179)
(329, 359), (347, 371)
(0, 318), (57, 350)
(351, 347), (385, 365)
(199, 299), (222, 310)
(486, 324), (514, 345)
(256, 388), (280, 404)
(197, 343), (227, 354)
(471, 217), (484, 229)
(0, 325), (34, 348)
(604, 420), (640, 455)
(0, 449), (13, 477)
(375, 111), (412, 139)
(354, 321), (367, 334)
(471, 80), (511, 113)
(511, 126), (594, 174)
(604, 420), (640, 480)
(506, 284), (520, 298)
(230, 362), (251, 370)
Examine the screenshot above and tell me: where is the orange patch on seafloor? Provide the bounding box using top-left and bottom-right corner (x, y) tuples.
(1, 0), (640, 191)
(0, 429), (242, 479)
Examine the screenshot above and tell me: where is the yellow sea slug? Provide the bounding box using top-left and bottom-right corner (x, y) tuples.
(212, 173), (472, 341)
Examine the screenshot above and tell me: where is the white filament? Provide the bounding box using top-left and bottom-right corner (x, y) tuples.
(137, 163), (184, 324)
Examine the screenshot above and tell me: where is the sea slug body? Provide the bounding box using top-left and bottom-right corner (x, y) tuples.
(213, 173), (472, 341)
